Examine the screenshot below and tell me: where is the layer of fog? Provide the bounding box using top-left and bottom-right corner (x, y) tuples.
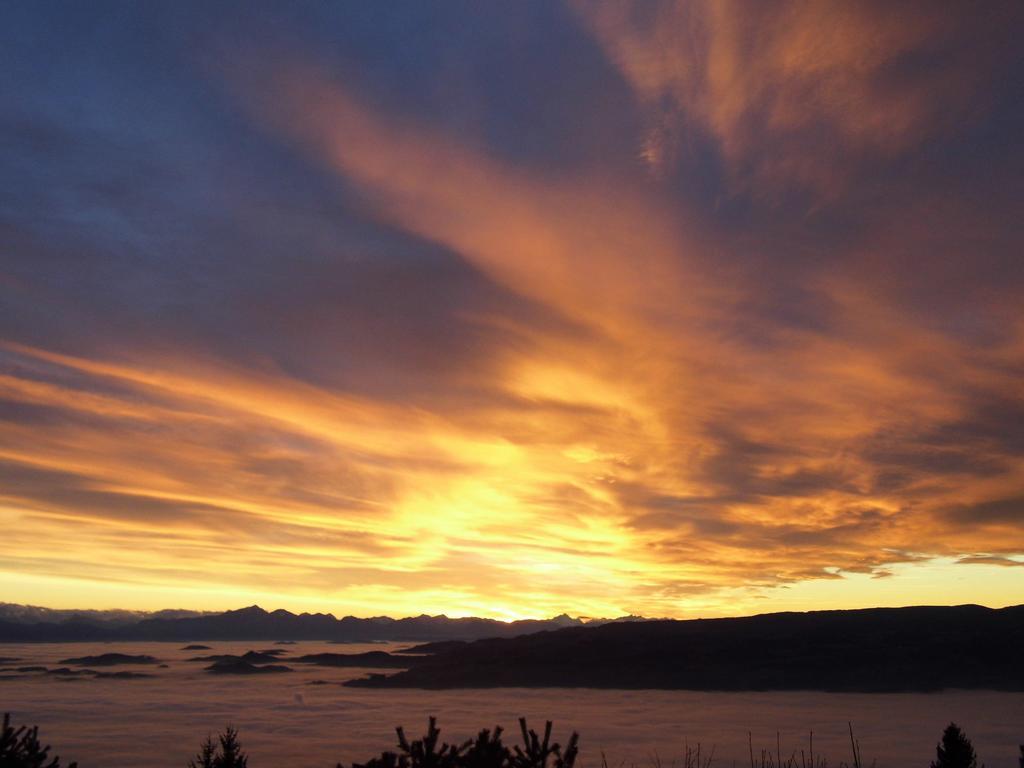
(2, 642), (1021, 768)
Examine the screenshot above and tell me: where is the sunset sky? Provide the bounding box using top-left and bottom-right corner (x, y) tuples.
(2, 1), (1023, 620)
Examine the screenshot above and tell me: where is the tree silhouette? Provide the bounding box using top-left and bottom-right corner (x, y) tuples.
(1017, 743), (1022, 768)
(187, 736), (217, 768)
(341, 718), (578, 768)
(217, 727), (247, 768)
(0, 713), (77, 768)
(187, 727), (247, 768)
(931, 723), (981, 768)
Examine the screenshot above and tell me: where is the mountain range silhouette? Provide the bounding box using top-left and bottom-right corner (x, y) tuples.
(0, 604), (624, 642)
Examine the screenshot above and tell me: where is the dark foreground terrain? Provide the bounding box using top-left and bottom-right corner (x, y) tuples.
(3, 711), (1021, 768)
(349, 604), (1024, 691)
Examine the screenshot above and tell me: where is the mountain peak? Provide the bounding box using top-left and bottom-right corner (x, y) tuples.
(230, 605), (268, 616)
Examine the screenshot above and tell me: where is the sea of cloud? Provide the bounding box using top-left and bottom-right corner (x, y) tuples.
(1, 642), (1021, 768)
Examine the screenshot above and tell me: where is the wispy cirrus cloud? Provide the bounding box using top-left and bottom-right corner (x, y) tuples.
(572, 0), (1023, 195)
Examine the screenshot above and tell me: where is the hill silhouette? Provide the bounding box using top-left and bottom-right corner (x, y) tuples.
(205, 659), (292, 674)
(347, 604), (1024, 692)
(58, 653), (159, 666)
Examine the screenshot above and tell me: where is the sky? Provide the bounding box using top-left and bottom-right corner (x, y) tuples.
(1, 1), (1023, 620)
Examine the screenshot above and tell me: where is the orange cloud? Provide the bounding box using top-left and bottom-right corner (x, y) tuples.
(2, 24), (1023, 618)
(572, 0), (1021, 195)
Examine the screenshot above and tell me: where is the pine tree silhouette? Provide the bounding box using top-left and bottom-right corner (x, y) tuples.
(187, 727), (247, 768)
(511, 719), (578, 768)
(0, 713), (77, 768)
(187, 736), (217, 768)
(931, 723), (981, 768)
(217, 727), (247, 768)
(341, 718), (578, 768)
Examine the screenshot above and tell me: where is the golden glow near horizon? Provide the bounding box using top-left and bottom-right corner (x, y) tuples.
(1, 1), (1023, 618)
